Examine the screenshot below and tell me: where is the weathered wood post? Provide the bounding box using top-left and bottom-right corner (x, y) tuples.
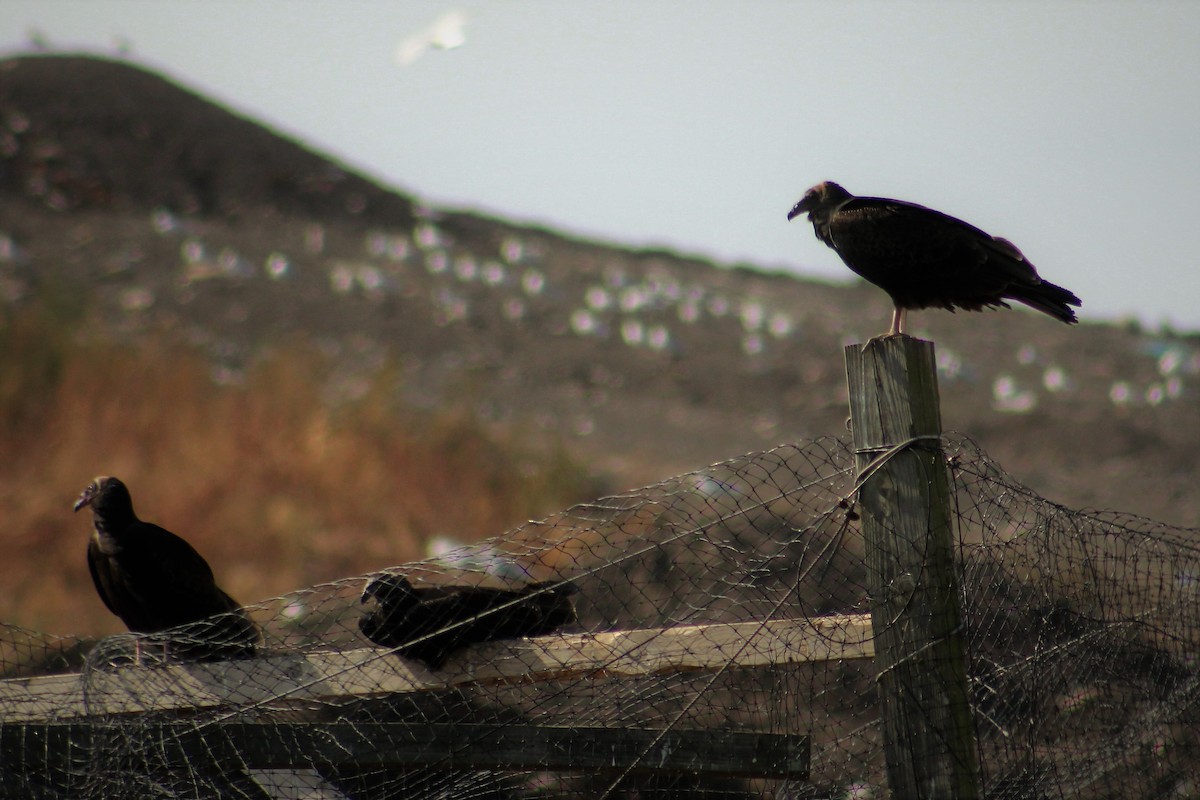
(844, 336), (979, 799)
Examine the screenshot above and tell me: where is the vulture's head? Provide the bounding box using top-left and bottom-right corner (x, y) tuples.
(787, 181), (852, 221)
(73, 475), (134, 519)
(361, 573), (419, 612)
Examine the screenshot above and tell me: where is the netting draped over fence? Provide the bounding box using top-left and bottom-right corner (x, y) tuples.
(2, 434), (1198, 799)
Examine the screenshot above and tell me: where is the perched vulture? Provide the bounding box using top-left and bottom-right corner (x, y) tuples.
(73, 476), (258, 661)
(788, 181), (1081, 335)
(359, 574), (578, 669)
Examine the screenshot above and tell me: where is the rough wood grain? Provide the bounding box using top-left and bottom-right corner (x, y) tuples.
(845, 336), (980, 799)
(0, 722), (810, 779)
(0, 615), (873, 722)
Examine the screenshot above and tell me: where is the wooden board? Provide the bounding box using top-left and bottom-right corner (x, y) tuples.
(1, 721), (810, 779)
(0, 615), (873, 722)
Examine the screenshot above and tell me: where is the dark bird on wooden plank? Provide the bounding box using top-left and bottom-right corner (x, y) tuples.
(73, 476), (258, 662)
(787, 181), (1081, 336)
(359, 574), (578, 669)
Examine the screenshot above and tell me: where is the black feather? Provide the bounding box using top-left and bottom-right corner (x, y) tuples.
(788, 181), (1081, 335)
(74, 476), (258, 662)
(359, 574), (578, 668)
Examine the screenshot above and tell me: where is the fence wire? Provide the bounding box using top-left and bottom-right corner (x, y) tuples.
(1, 434), (1197, 798)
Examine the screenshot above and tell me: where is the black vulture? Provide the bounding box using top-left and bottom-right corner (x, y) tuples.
(788, 181), (1081, 335)
(359, 574), (578, 669)
(73, 476), (258, 661)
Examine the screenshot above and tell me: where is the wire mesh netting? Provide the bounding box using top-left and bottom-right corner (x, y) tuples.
(1, 433), (1197, 799)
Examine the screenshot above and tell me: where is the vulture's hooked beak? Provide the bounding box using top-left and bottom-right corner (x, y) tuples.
(73, 479), (102, 512)
(787, 198), (811, 221)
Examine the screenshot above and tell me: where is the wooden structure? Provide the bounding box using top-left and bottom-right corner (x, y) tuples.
(1, 334), (984, 796)
(0, 615), (875, 789)
(845, 336), (981, 798)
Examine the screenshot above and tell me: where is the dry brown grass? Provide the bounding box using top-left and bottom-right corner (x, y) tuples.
(0, 304), (594, 636)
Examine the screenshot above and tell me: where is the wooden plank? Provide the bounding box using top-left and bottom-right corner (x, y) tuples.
(845, 336), (980, 799)
(0, 722), (810, 779)
(0, 615), (873, 722)
(0, 721), (278, 800)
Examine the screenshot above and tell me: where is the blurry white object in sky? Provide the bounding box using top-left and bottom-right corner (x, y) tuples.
(394, 10), (468, 67)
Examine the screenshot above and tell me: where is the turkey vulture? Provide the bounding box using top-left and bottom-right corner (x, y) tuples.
(73, 476), (258, 661)
(788, 181), (1081, 335)
(359, 574), (578, 668)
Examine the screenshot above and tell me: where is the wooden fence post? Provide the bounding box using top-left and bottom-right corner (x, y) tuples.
(844, 336), (980, 799)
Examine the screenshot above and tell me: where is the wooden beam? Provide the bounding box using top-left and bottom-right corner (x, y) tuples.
(0, 615), (873, 722)
(1, 721), (808, 779)
(845, 336), (980, 799)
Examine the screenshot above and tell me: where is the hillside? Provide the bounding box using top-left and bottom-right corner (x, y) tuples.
(1, 54), (1197, 629)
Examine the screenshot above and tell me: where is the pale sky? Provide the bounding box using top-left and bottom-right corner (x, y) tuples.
(4, 2), (1199, 329)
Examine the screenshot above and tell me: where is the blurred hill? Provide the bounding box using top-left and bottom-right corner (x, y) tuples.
(1, 54), (1197, 633)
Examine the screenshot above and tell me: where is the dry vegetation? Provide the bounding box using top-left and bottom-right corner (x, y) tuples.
(0, 300), (595, 636)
